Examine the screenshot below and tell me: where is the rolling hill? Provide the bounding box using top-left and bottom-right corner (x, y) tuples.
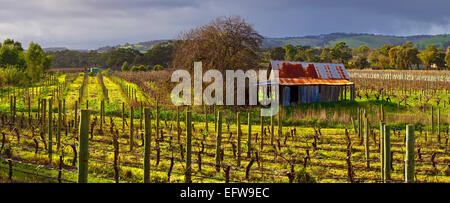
(113, 33), (450, 51)
(44, 33), (450, 53)
(262, 33), (450, 49)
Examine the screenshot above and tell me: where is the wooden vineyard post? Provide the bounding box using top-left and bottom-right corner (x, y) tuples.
(143, 108), (151, 183)
(28, 96), (31, 126)
(214, 105), (217, 133)
(270, 115), (274, 145)
(38, 98), (41, 120)
(48, 99), (53, 163)
(43, 99), (46, 135)
(247, 112), (252, 158)
(260, 113), (264, 151)
(177, 106), (180, 143)
(122, 102), (125, 130)
(130, 106), (134, 151)
(57, 100), (61, 151)
(113, 131), (120, 183)
(383, 125), (391, 182)
(215, 111), (222, 172)
(78, 110), (90, 183)
(185, 111), (192, 183)
(358, 108), (362, 140)
(437, 108), (440, 144)
(156, 101), (160, 140)
(380, 122), (385, 180)
(102, 99), (105, 124)
(351, 117), (357, 135)
(9, 96), (12, 121)
(380, 104), (384, 122)
(364, 114), (370, 168)
(405, 125), (415, 183)
(205, 106), (208, 132)
(63, 99), (66, 125)
(237, 112), (241, 167)
(100, 100), (104, 129)
(74, 100), (78, 125)
(344, 85), (347, 100)
(278, 110), (282, 143)
(431, 106), (434, 135)
(13, 96), (16, 123)
(10, 96), (14, 125)
(140, 101), (143, 131)
(360, 110), (364, 144)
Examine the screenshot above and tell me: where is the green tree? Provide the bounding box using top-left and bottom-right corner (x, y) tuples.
(352, 55), (369, 69)
(129, 65), (145, 72)
(137, 65), (146, 71)
(357, 45), (370, 58)
(330, 42), (352, 63)
(268, 47), (285, 60)
(3, 39), (24, 51)
(107, 48), (141, 67)
(305, 48), (320, 62)
(445, 46), (450, 69)
(369, 44), (392, 69)
(129, 65), (138, 72)
(25, 42), (47, 81)
(389, 42), (420, 70)
(320, 47), (333, 62)
(418, 45), (438, 70)
(153, 64), (164, 71)
(0, 45), (21, 67)
(283, 44), (297, 61)
(417, 45), (443, 70)
(351, 45), (371, 69)
(43, 55), (53, 70)
(144, 41), (175, 66)
(121, 61), (130, 72)
(294, 46), (306, 61)
(0, 39), (27, 69)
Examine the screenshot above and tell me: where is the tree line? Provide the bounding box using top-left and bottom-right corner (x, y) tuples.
(263, 41), (450, 70)
(47, 41), (175, 70)
(0, 39), (52, 85)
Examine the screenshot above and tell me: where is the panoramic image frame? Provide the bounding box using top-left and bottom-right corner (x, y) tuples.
(0, 0), (449, 199)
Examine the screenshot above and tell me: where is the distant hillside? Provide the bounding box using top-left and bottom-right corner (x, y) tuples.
(262, 33), (450, 49)
(43, 47), (90, 53)
(44, 33), (450, 52)
(414, 35), (450, 50)
(116, 33), (450, 51)
(44, 47), (69, 52)
(96, 40), (169, 53)
(120, 40), (168, 53)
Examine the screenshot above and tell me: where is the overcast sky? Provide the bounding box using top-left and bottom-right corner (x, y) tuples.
(1, 0), (449, 49)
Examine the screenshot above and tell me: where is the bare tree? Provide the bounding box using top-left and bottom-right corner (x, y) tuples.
(171, 16), (263, 106)
(171, 16), (263, 73)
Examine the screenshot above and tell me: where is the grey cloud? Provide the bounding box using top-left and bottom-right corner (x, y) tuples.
(0, 0), (449, 49)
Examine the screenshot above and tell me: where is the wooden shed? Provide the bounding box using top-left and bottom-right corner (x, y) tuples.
(264, 61), (355, 106)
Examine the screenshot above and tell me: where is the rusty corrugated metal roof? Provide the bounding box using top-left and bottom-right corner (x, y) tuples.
(278, 78), (353, 85)
(270, 61), (353, 85)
